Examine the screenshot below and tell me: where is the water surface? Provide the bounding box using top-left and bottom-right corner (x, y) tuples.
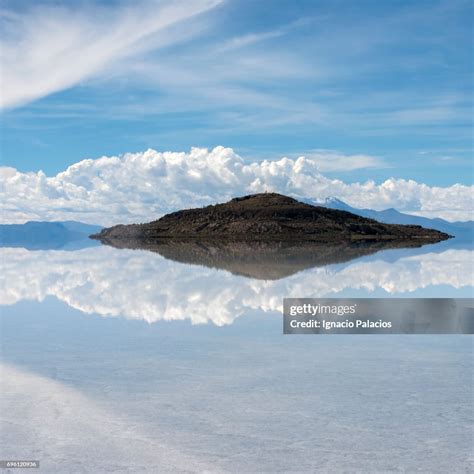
(1, 239), (472, 472)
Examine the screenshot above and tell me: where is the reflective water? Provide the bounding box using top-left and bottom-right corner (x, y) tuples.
(1, 239), (473, 472)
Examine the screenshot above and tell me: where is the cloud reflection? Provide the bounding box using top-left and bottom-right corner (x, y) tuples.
(1, 246), (472, 326)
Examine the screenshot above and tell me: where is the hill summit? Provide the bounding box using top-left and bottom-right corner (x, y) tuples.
(91, 193), (450, 244)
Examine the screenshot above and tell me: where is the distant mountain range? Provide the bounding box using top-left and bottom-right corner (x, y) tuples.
(0, 221), (103, 250)
(312, 197), (473, 241)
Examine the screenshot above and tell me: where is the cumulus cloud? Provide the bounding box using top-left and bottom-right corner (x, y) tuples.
(1, 147), (472, 225)
(0, 0), (221, 109)
(1, 246), (472, 326)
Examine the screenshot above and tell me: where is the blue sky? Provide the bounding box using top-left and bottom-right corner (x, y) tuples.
(1, 0), (472, 186)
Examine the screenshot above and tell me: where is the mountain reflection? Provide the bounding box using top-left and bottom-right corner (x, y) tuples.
(1, 244), (472, 326)
(98, 238), (445, 280)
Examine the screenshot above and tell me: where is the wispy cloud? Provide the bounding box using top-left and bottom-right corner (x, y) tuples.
(2, 0), (470, 136)
(216, 17), (310, 52)
(297, 151), (388, 172)
(0, 0), (222, 109)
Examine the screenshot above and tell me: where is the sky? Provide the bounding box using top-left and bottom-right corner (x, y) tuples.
(0, 0), (473, 223)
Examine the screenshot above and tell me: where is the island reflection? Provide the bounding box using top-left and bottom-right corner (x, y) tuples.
(98, 237), (442, 280)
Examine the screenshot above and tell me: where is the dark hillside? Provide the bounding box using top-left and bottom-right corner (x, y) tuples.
(92, 193), (450, 244)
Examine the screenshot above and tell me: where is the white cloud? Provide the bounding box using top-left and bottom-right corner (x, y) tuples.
(1, 246), (472, 326)
(216, 18), (310, 53)
(1, 146), (472, 225)
(0, 0), (221, 109)
(302, 151), (387, 172)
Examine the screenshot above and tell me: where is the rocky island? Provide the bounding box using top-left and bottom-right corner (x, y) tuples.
(91, 193), (450, 244)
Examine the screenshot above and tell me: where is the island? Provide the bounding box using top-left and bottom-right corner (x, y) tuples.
(91, 193), (450, 243)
